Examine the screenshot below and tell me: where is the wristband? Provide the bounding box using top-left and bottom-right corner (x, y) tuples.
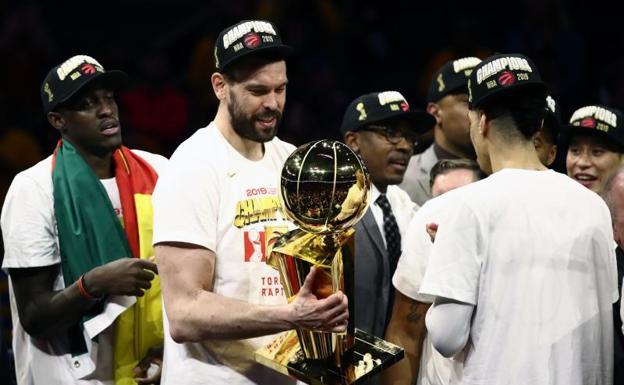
(77, 274), (102, 301)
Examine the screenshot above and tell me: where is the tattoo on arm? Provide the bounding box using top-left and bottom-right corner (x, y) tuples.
(406, 302), (422, 323)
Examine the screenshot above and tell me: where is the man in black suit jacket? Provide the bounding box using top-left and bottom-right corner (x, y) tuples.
(340, 91), (434, 338)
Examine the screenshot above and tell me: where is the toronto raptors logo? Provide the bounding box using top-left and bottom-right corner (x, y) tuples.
(498, 70), (516, 86)
(244, 229), (266, 262)
(81, 63), (97, 74)
(400, 101), (410, 112)
(580, 117), (597, 129)
(243, 33), (261, 49)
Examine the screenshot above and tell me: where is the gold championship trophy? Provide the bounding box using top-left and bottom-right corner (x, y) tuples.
(255, 140), (404, 384)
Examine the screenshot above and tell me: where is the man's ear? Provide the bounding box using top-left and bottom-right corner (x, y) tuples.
(211, 72), (228, 101)
(426, 102), (441, 126)
(548, 144), (558, 166)
(47, 112), (65, 133)
(344, 131), (360, 153)
(479, 111), (489, 138)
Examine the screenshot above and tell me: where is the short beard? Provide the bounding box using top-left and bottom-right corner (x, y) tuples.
(227, 91), (281, 143)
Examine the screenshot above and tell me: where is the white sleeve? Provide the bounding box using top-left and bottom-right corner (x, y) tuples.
(131, 149), (169, 175)
(607, 231), (620, 304)
(1, 173), (59, 269)
(425, 298), (474, 357)
(393, 211), (434, 302)
(418, 196), (482, 306)
(152, 157), (220, 251)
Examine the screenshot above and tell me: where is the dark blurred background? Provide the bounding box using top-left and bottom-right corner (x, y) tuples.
(0, 0), (623, 382)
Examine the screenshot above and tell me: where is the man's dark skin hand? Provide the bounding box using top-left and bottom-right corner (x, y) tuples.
(10, 258), (157, 339)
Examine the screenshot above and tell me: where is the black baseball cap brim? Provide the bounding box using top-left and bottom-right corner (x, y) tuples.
(471, 80), (547, 109)
(428, 82), (471, 103)
(218, 45), (293, 73)
(355, 110), (435, 134)
(567, 125), (624, 151)
(49, 70), (129, 112)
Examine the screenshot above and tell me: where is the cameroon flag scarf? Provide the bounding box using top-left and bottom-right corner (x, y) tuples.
(52, 139), (163, 384)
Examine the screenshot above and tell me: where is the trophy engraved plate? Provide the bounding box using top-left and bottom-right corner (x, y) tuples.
(254, 140), (404, 384)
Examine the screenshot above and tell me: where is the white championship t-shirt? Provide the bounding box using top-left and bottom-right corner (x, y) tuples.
(419, 169), (619, 385)
(393, 193), (463, 385)
(152, 122), (297, 385)
(1, 149), (167, 385)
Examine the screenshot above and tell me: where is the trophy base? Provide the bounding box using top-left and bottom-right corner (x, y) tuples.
(254, 328), (404, 385)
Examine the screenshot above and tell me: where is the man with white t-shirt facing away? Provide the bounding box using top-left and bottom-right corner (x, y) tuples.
(384, 96), (560, 385)
(152, 20), (349, 385)
(382, 158), (483, 385)
(385, 115), (557, 385)
(1, 55), (168, 384)
(417, 53), (618, 385)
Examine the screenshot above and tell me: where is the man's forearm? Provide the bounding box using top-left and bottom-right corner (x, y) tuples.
(166, 289), (294, 342)
(11, 266), (99, 339)
(158, 244), (348, 343)
(158, 245), (293, 342)
(31, 287), (99, 338)
(165, 273), (348, 342)
(381, 292), (430, 385)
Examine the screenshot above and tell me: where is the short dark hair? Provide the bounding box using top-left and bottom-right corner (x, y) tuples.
(540, 119), (558, 145)
(429, 158), (485, 188)
(477, 86), (548, 141)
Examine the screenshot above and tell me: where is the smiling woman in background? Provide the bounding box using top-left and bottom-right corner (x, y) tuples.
(566, 105), (624, 194)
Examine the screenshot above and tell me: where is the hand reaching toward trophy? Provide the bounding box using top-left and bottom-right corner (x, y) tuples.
(289, 266), (349, 332)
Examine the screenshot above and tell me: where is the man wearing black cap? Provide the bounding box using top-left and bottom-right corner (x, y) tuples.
(152, 20), (348, 385)
(383, 96), (558, 385)
(340, 91), (434, 342)
(1, 55), (168, 384)
(417, 53), (617, 384)
(566, 105), (624, 194)
(400, 57), (481, 205)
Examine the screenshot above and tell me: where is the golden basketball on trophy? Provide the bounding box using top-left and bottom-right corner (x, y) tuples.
(254, 140), (404, 385)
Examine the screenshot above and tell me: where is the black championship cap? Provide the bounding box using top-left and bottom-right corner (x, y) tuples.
(427, 57), (482, 102)
(41, 55), (128, 114)
(567, 105), (624, 149)
(468, 53), (548, 109)
(341, 91), (435, 135)
(214, 20), (292, 72)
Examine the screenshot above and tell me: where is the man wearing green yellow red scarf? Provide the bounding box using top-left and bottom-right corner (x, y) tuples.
(1, 55), (167, 385)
